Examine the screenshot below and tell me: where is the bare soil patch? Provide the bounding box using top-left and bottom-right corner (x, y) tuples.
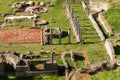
(0, 29), (42, 42)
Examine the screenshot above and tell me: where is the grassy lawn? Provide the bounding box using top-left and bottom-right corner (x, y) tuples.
(103, 4), (120, 34)
(88, 69), (120, 80)
(3, 19), (33, 30)
(0, 0), (119, 80)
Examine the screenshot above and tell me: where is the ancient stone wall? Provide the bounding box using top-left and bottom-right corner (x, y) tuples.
(89, 14), (105, 41)
(5, 14), (37, 20)
(98, 13), (113, 35)
(105, 39), (116, 61)
(89, 1), (109, 11)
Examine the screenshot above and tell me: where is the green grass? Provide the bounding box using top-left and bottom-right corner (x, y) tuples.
(3, 19), (33, 30)
(88, 69), (120, 80)
(103, 5), (120, 33)
(0, 0), (119, 80)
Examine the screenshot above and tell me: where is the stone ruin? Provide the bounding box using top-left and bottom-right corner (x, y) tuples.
(82, 60), (120, 75)
(12, 1), (48, 13)
(0, 53), (6, 75)
(32, 19), (48, 28)
(0, 21), (4, 29)
(42, 27), (71, 45)
(34, 19), (48, 25)
(89, 1), (110, 12)
(0, 21), (4, 26)
(41, 27), (63, 45)
(115, 39), (120, 46)
(0, 51), (59, 77)
(2, 1), (49, 29)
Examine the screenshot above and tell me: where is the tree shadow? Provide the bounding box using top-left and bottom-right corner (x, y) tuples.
(114, 45), (120, 55)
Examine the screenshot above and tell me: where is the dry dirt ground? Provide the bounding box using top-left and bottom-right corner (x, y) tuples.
(0, 29), (42, 42)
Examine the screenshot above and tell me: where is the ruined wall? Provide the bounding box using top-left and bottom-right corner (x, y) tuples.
(82, 2), (88, 11)
(5, 14), (37, 20)
(89, 14), (105, 41)
(105, 39), (115, 61)
(89, 1), (109, 11)
(98, 13), (113, 35)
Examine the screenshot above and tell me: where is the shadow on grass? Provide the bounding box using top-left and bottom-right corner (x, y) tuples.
(74, 54), (84, 61)
(114, 45), (120, 55)
(0, 76), (35, 80)
(94, 17), (109, 39)
(61, 31), (68, 38)
(53, 31), (68, 39)
(16, 76), (35, 80)
(83, 42), (95, 44)
(68, 63), (74, 72)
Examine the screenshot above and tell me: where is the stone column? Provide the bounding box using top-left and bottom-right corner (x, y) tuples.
(86, 4), (89, 15)
(32, 18), (36, 27)
(41, 29), (43, 45)
(58, 28), (61, 44)
(44, 26), (48, 45)
(80, 27), (83, 44)
(50, 29), (53, 44)
(50, 52), (54, 63)
(47, 34), (50, 44)
(32, 20), (36, 27)
(68, 28), (71, 44)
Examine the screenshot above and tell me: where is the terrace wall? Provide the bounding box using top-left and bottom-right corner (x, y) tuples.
(98, 13), (113, 35)
(89, 14), (105, 41)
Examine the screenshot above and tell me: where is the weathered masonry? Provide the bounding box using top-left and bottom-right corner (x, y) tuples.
(0, 52), (58, 77)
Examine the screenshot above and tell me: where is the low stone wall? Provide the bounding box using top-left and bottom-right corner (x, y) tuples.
(98, 13), (113, 35)
(89, 1), (109, 11)
(61, 52), (69, 80)
(4, 52), (20, 68)
(82, 2), (87, 11)
(5, 14), (37, 20)
(105, 39), (115, 61)
(82, 2), (89, 14)
(89, 14), (105, 41)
